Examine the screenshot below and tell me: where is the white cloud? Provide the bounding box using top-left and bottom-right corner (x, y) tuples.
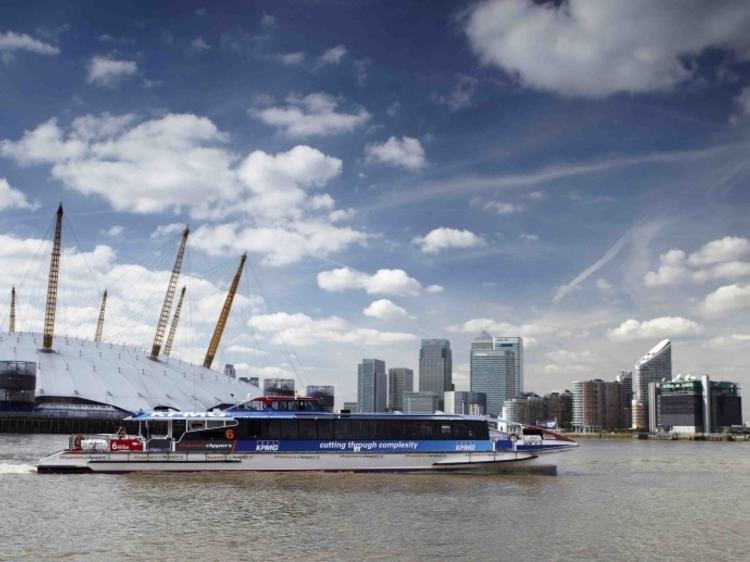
(251, 92), (370, 137)
(412, 227), (485, 254)
(703, 334), (750, 351)
(645, 237), (750, 286)
(363, 299), (407, 320)
(546, 350), (600, 364)
(484, 201), (522, 215)
(0, 178), (39, 211)
(436, 74), (480, 110)
(87, 55), (137, 86)
(248, 312), (417, 346)
(151, 223), (186, 239)
(447, 319), (554, 345)
(317, 45), (347, 67)
(328, 208), (356, 222)
(519, 233), (538, 243)
(465, 0), (750, 98)
(1, 114), (368, 266)
(261, 12), (276, 28)
(317, 267), (422, 296)
(365, 136), (427, 170)
(426, 284), (444, 293)
(279, 52), (305, 65)
(236, 145), (342, 219)
(192, 222), (369, 267)
(698, 283), (750, 317)
(191, 37), (210, 51)
(606, 316), (703, 342)
(687, 236), (750, 266)
(103, 225), (124, 238)
(0, 31), (60, 60)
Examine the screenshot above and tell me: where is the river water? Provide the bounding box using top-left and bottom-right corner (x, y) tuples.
(1, 434), (748, 562)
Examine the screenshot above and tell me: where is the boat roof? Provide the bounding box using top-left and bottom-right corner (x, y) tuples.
(126, 409), (491, 422)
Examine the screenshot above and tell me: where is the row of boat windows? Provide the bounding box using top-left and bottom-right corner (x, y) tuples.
(185, 418), (490, 441)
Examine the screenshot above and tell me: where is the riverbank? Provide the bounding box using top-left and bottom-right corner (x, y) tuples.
(563, 432), (748, 441)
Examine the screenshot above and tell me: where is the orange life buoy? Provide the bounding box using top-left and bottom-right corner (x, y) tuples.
(73, 435), (83, 449)
(509, 433), (518, 441)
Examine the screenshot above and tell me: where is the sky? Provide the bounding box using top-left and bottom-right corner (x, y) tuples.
(1, 0), (750, 416)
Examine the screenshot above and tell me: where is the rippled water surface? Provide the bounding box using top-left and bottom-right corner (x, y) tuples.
(1, 435), (748, 561)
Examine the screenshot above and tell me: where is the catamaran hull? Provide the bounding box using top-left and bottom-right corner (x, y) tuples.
(37, 447), (573, 475)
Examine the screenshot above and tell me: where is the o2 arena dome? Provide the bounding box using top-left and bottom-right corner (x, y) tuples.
(0, 205), (261, 417)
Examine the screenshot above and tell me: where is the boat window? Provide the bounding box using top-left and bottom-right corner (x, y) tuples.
(301, 401), (324, 412)
(404, 421), (420, 439)
(437, 422), (452, 439)
(207, 420), (227, 429)
(419, 421), (433, 439)
(245, 420), (262, 439)
(280, 420), (298, 440)
(452, 421), (468, 439)
(188, 420), (206, 432)
(263, 420), (281, 439)
(351, 419), (370, 439)
(272, 401), (288, 411)
(386, 421), (404, 439)
(297, 419), (317, 439)
(370, 420), (387, 440)
(334, 419), (352, 440)
(317, 419), (334, 440)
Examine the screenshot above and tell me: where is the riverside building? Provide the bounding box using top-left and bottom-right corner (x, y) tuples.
(357, 359), (387, 413)
(657, 375), (742, 434)
(632, 340), (672, 429)
(388, 367), (414, 412)
(470, 332), (516, 415)
(419, 339), (452, 407)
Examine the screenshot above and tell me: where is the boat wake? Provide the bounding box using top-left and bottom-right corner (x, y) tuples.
(0, 463), (37, 474)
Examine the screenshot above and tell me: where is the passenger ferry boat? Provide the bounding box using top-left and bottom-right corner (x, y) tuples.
(37, 396), (577, 474)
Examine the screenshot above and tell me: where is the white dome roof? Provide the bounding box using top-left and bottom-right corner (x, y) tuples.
(0, 331), (261, 413)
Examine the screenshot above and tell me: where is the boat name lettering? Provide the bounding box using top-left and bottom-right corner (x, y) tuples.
(542, 434), (558, 440)
(256, 440), (279, 451)
(455, 442), (476, 451)
(205, 442), (232, 450)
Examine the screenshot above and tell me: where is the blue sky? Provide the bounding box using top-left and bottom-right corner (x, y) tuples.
(1, 0), (750, 415)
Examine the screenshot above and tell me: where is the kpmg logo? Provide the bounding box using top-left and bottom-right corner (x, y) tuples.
(455, 441), (476, 451)
(256, 440), (280, 451)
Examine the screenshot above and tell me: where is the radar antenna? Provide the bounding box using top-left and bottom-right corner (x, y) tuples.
(150, 227), (189, 360)
(43, 203), (63, 351)
(164, 286), (186, 357)
(94, 290), (107, 342)
(203, 253), (246, 369)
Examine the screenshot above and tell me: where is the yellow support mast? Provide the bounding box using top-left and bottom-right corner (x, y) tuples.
(43, 204), (63, 352)
(150, 227), (189, 360)
(9, 286), (16, 332)
(203, 253), (246, 369)
(94, 290), (107, 342)
(164, 286), (186, 357)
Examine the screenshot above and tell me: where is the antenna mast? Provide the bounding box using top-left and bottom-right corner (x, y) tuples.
(203, 253), (246, 369)
(9, 286), (16, 332)
(164, 286), (186, 357)
(94, 290), (107, 342)
(43, 203), (63, 351)
(150, 227), (189, 360)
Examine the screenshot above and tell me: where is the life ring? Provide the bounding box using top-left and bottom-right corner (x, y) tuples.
(509, 433), (518, 442)
(73, 435), (83, 449)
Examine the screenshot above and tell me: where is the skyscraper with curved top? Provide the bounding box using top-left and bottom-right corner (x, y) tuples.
(631, 339), (672, 429)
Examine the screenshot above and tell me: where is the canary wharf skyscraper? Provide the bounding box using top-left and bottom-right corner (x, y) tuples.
(632, 340), (672, 429)
(493, 336), (523, 395)
(471, 332), (516, 415)
(419, 339), (452, 397)
(358, 359), (387, 413)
